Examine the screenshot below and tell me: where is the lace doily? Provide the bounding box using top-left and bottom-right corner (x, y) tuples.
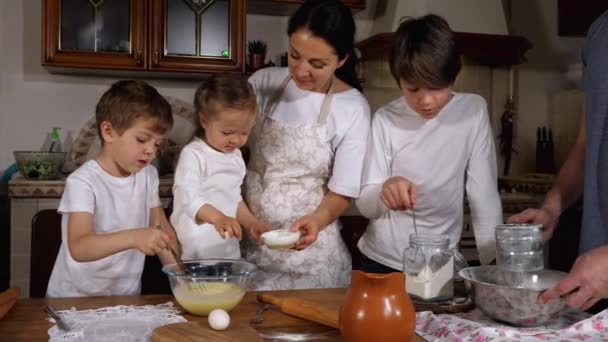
(47, 302), (186, 342)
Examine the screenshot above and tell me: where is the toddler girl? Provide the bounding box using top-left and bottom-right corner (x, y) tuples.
(171, 75), (270, 260)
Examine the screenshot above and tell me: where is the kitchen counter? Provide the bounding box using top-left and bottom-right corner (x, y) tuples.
(8, 176), (176, 198)
(0, 288), (426, 341)
(7, 175), (547, 211)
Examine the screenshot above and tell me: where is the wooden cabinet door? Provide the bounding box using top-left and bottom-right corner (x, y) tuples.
(149, 0), (246, 73)
(340, 0), (365, 9)
(42, 0), (147, 70)
(253, 0), (365, 8)
(558, 0), (608, 36)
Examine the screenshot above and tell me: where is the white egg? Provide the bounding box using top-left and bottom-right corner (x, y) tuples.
(208, 309), (230, 330)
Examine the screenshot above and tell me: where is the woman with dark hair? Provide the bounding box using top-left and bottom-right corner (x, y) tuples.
(243, 0), (370, 290)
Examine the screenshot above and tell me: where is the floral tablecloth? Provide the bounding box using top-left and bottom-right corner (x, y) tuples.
(416, 308), (608, 341)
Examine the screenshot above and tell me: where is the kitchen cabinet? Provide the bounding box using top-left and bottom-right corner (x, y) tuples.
(260, 0), (365, 8)
(42, 0), (246, 74)
(558, 0), (608, 37)
(247, 0), (365, 16)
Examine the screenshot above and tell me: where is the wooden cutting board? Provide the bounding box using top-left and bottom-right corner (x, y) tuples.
(152, 321), (263, 342)
(152, 288), (430, 341)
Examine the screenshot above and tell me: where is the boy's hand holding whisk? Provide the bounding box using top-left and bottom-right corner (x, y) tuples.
(133, 227), (172, 256)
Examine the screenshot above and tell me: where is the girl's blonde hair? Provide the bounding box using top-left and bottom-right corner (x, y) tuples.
(193, 74), (257, 138)
(194, 74), (257, 138)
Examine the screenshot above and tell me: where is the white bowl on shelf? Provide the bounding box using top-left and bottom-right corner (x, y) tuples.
(261, 229), (301, 250)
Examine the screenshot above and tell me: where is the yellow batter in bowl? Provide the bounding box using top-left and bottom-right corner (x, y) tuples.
(173, 282), (245, 316)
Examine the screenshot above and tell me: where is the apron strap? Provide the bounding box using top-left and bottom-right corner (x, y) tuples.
(263, 75), (292, 121)
(263, 74), (335, 125)
(317, 78), (335, 125)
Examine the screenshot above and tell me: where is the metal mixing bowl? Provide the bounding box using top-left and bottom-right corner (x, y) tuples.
(459, 266), (569, 327)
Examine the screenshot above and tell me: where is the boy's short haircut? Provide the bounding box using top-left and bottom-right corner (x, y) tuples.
(390, 14), (462, 88)
(95, 80), (173, 141)
(194, 74), (257, 120)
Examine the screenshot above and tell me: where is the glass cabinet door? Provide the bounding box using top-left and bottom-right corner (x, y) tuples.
(150, 0), (245, 73)
(43, 0), (146, 70)
(60, 0), (130, 53)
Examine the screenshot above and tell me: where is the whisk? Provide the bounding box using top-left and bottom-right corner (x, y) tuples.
(156, 225), (207, 292)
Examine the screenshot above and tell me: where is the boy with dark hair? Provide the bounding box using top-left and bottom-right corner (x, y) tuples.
(47, 80), (177, 297)
(356, 15), (502, 273)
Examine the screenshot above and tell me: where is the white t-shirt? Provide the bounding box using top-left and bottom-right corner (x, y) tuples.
(248, 67), (371, 198)
(356, 94), (503, 268)
(46, 161), (161, 297)
(171, 138), (244, 260)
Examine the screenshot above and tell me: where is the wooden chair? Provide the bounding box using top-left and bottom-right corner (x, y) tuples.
(339, 216), (369, 270)
(30, 209), (62, 298)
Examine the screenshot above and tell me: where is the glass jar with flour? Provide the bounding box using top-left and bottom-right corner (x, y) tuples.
(402, 233), (466, 301)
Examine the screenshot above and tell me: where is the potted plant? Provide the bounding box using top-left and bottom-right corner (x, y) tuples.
(248, 40), (267, 71)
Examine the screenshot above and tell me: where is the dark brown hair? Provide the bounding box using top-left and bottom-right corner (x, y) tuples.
(288, 0), (361, 91)
(95, 80), (173, 142)
(390, 14), (461, 88)
(193, 74), (256, 138)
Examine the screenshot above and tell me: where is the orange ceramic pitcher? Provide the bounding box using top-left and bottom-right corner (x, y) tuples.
(339, 271), (416, 342)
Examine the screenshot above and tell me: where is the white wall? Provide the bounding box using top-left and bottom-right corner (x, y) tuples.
(370, 0), (508, 35)
(0, 0), (586, 177)
(0, 1), (378, 175)
(506, 0), (585, 174)
(0, 1), (201, 175)
(428, 0), (508, 34)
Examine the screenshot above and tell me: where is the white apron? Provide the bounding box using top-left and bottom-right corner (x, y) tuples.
(243, 76), (351, 290)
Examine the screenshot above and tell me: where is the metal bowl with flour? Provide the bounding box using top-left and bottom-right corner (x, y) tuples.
(459, 266), (569, 327)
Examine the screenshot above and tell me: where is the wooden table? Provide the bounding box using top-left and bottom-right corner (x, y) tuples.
(0, 288), (425, 341)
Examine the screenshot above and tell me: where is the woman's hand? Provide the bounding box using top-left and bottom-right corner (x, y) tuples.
(290, 215), (323, 250)
(381, 176), (417, 210)
(247, 221), (272, 243)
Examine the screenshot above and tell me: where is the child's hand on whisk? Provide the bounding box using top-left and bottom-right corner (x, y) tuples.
(133, 227), (172, 255)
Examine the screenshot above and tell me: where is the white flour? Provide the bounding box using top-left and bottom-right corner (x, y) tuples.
(406, 257), (454, 300)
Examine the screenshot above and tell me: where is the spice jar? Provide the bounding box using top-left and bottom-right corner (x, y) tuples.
(402, 233), (467, 301)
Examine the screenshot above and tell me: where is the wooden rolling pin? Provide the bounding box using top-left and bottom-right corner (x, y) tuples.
(0, 287), (20, 320)
(257, 293), (339, 329)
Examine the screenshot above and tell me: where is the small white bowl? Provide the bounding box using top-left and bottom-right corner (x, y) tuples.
(261, 229), (301, 250)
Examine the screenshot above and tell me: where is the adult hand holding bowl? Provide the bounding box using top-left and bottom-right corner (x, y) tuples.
(460, 266), (569, 327)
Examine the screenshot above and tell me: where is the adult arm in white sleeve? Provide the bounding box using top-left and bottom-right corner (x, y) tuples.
(328, 102), (370, 198)
(356, 112), (391, 219)
(466, 105), (503, 265)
